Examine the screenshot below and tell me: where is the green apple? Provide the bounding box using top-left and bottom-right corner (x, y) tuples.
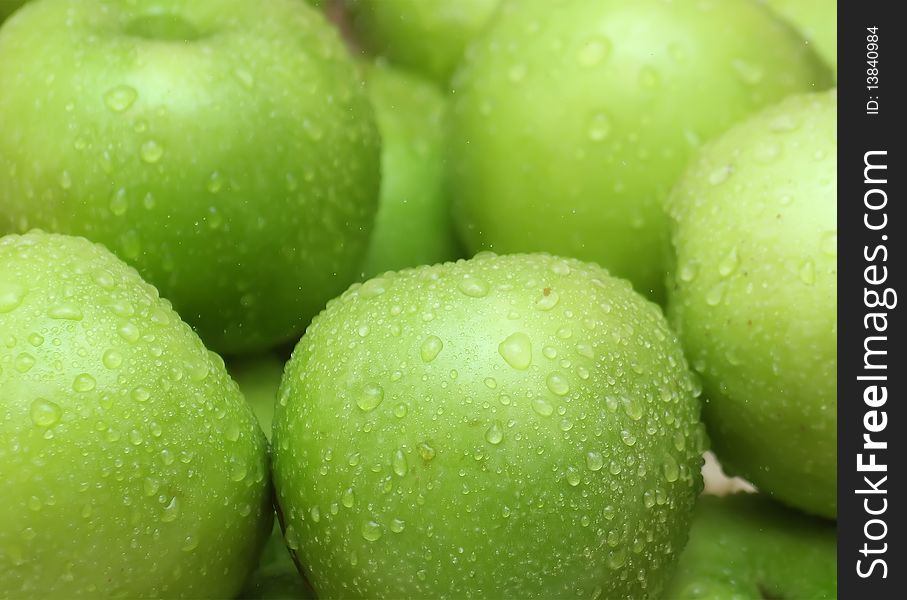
(346, 0), (501, 86)
(667, 90), (837, 517)
(360, 61), (461, 278)
(0, 0), (27, 23)
(0, 231), (271, 597)
(232, 353), (286, 441)
(0, 0), (380, 355)
(764, 0), (837, 73)
(273, 252), (705, 599)
(665, 494), (836, 599)
(448, 0), (833, 301)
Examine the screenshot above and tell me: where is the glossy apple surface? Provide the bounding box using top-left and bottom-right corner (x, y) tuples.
(0, 231), (271, 597)
(665, 494), (836, 599)
(667, 90), (837, 517)
(0, 0), (380, 354)
(346, 0), (500, 86)
(448, 0), (832, 301)
(360, 62), (461, 278)
(273, 253), (705, 599)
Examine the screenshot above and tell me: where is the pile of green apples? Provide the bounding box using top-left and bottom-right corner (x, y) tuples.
(0, 0), (837, 598)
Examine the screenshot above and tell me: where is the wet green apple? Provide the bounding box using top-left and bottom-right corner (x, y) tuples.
(764, 0), (837, 73)
(346, 0), (501, 86)
(0, 231), (271, 597)
(667, 90), (837, 517)
(273, 253), (705, 599)
(0, 0), (380, 354)
(665, 494), (836, 599)
(448, 0), (832, 301)
(360, 61), (461, 278)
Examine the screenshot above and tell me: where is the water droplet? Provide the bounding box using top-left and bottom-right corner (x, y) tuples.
(48, 304), (83, 320)
(607, 548), (628, 570)
(341, 487), (355, 508)
(705, 284), (725, 306)
(565, 466), (581, 487)
(708, 165), (732, 185)
(356, 383), (385, 411)
(620, 430), (637, 446)
(585, 451), (604, 471)
(104, 85), (138, 112)
(531, 397), (554, 417)
(27, 333), (44, 347)
(587, 113), (612, 142)
(533, 286), (564, 313)
(718, 247), (739, 277)
(143, 478), (160, 496)
(551, 261), (571, 276)
(15, 352), (36, 373)
(457, 277), (489, 298)
(546, 372), (570, 396)
(131, 386), (151, 402)
(206, 171), (224, 193)
(108, 188), (128, 216)
(361, 520), (383, 542)
(498, 332), (532, 370)
(0, 283), (26, 313)
(677, 261), (698, 283)
(485, 421), (504, 445)
(417, 442), (436, 462)
(392, 449), (408, 477)
(621, 396), (643, 421)
(161, 496), (180, 522)
(390, 518), (406, 533)
(101, 350), (123, 369)
(420, 336), (443, 363)
(30, 399), (62, 427)
(58, 170), (72, 190)
(663, 454), (680, 482)
(129, 429), (144, 445)
(799, 259), (816, 285)
(360, 278), (388, 298)
(140, 140), (164, 163)
(118, 322), (140, 343)
(72, 373), (96, 392)
(309, 506), (320, 522)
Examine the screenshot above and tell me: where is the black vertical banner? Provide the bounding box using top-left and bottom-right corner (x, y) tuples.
(838, 1), (904, 597)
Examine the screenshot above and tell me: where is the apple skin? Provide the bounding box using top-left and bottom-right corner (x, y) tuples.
(664, 494), (836, 599)
(667, 90), (837, 518)
(360, 62), (462, 278)
(448, 0), (832, 302)
(0, 0), (380, 355)
(0, 231), (272, 597)
(273, 253), (705, 599)
(764, 0), (837, 73)
(345, 0), (501, 86)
